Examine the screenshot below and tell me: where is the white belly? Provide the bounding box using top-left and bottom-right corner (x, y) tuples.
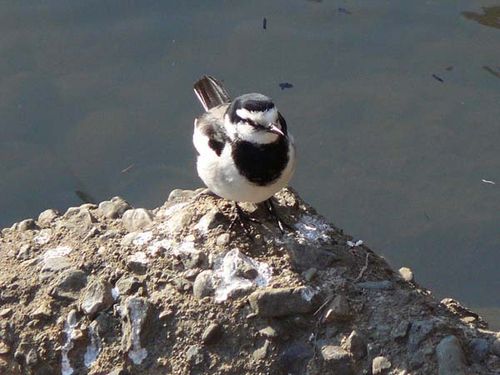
(196, 140), (296, 203)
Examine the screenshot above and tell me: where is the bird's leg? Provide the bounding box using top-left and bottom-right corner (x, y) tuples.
(228, 202), (260, 234)
(263, 198), (294, 234)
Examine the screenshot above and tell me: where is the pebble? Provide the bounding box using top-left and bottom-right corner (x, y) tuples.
(122, 208), (154, 232)
(322, 295), (351, 322)
(115, 276), (142, 296)
(186, 345), (204, 366)
(193, 270), (215, 299)
(51, 269), (88, 300)
(16, 244), (33, 260)
(259, 326), (278, 339)
(37, 209), (59, 227)
(80, 279), (114, 318)
(435, 335), (466, 375)
(392, 320), (410, 339)
(320, 345), (353, 374)
(40, 256), (72, 280)
(194, 209), (226, 232)
(168, 189), (196, 202)
(0, 308), (12, 318)
(398, 267), (414, 282)
(98, 196), (131, 219)
(201, 323), (222, 345)
(343, 330), (367, 360)
(18, 219), (38, 231)
(61, 207), (96, 235)
(253, 340), (270, 361)
(121, 297), (153, 365)
(0, 341), (11, 354)
(216, 233), (230, 247)
(248, 287), (316, 317)
(372, 356), (391, 374)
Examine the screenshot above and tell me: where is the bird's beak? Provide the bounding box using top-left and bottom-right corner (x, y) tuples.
(267, 122), (285, 137)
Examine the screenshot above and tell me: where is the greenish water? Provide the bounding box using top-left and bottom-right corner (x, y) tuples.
(1, 1), (499, 328)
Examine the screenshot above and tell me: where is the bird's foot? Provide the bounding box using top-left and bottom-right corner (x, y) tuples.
(228, 202), (261, 235)
(263, 198), (294, 234)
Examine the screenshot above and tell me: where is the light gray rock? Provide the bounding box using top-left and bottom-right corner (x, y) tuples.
(16, 244), (33, 260)
(398, 267), (414, 282)
(436, 335), (466, 375)
(320, 345), (353, 374)
(121, 296), (154, 365)
(248, 287), (316, 317)
(115, 276), (142, 296)
(80, 279), (114, 317)
(98, 197), (131, 219)
(168, 189), (196, 202)
(40, 256), (72, 280)
(392, 320), (410, 340)
(372, 356), (391, 374)
(253, 340), (270, 361)
(259, 326), (278, 339)
(193, 270), (215, 299)
(344, 330), (366, 360)
(186, 344), (204, 366)
(37, 209), (59, 228)
(216, 233), (230, 247)
(51, 269), (88, 300)
(122, 208), (154, 232)
(18, 219), (38, 231)
(60, 207), (96, 236)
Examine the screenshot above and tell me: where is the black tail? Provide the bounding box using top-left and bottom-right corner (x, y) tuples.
(193, 75), (231, 111)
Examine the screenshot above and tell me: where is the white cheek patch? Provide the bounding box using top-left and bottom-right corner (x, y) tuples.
(236, 107), (278, 125)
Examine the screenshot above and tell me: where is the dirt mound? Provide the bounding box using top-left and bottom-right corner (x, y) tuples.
(0, 188), (498, 374)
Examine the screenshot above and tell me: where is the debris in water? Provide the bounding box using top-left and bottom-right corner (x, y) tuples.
(263, 17), (267, 30)
(279, 82), (294, 90)
(481, 179), (496, 185)
(432, 74), (444, 83)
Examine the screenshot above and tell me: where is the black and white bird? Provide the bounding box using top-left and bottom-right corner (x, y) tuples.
(192, 75), (296, 225)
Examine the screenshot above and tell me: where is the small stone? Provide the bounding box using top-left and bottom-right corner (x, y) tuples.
(344, 330), (367, 360)
(253, 340), (270, 361)
(168, 189), (196, 202)
(80, 279), (114, 318)
(0, 308), (12, 317)
(51, 269), (88, 300)
(186, 345), (204, 366)
(25, 348), (38, 367)
(398, 267), (414, 282)
(322, 295), (351, 322)
(121, 297), (153, 365)
(469, 338), (489, 362)
(182, 251), (208, 269)
(320, 345), (353, 374)
(32, 303), (52, 319)
(201, 323), (222, 345)
(122, 209), (154, 232)
(127, 252), (149, 274)
(0, 341), (11, 354)
(98, 197), (131, 219)
(193, 270), (215, 299)
(372, 356), (391, 374)
(248, 287), (316, 317)
(302, 268), (317, 282)
(37, 209), (59, 227)
(194, 209), (226, 232)
(357, 280), (393, 290)
(40, 256), (72, 280)
(492, 338), (500, 357)
(60, 207), (96, 235)
(18, 219), (38, 231)
(115, 276), (142, 296)
(436, 335), (466, 375)
(16, 244), (33, 260)
(216, 233), (230, 247)
(259, 326), (278, 339)
(158, 308), (174, 320)
(392, 320), (410, 339)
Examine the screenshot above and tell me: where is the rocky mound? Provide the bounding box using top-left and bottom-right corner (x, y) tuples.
(0, 188), (499, 375)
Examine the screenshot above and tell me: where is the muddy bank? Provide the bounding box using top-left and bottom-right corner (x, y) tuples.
(0, 188), (499, 374)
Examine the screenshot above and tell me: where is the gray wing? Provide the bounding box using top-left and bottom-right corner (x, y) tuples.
(194, 104), (230, 157)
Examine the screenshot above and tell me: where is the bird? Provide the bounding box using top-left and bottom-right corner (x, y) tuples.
(192, 75), (296, 230)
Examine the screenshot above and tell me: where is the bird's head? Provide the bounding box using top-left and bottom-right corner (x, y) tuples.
(224, 93), (286, 144)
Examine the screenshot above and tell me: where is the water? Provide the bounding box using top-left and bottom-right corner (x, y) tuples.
(1, 1), (499, 327)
